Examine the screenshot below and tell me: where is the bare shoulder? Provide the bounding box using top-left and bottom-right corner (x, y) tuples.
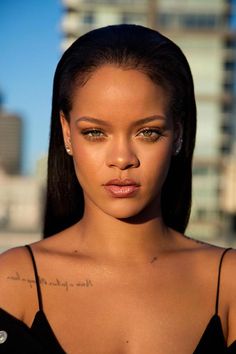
(0, 246), (33, 319)
(220, 246), (236, 270)
(195, 244), (236, 275)
(194, 242), (234, 261)
(0, 231), (71, 321)
(180, 240), (236, 345)
(177, 233), (235, 277)
(0, 246), (31, 281)
(197, 245), (236, 281)
(218, 247), (236, 301)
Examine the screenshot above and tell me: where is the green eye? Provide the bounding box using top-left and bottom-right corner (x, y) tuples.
(81, 129), (104, 139)
(142, 130), (156, 137)
(139, 128), (162, 141)
(89, 130), (102, 136)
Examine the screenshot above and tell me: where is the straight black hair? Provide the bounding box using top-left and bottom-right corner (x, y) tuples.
(43, 24), (196, 238)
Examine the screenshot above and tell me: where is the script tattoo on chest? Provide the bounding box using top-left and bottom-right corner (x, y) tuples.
(6, 272), (93, 291)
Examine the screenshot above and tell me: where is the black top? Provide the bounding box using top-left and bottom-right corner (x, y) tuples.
(0, 246), (235, 353)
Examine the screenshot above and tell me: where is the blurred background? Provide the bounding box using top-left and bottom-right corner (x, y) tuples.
(0, 0), (236, 253)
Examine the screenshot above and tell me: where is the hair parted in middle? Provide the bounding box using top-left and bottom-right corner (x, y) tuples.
(43, 24), (197, 238)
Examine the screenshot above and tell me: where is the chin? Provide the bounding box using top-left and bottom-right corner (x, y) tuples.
(85, 190), (161, 221)
(105, 207), (142, 220)
(101, 201), (159, 222)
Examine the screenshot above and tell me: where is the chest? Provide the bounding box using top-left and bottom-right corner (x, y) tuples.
(41, 270), (218, 354)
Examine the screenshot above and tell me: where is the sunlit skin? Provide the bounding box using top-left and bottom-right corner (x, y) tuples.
(1, 65), (236, 354)
(60, 65), (182, 260)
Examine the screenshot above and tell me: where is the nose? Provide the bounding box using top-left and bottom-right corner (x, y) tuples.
(106, 138), (140, 170)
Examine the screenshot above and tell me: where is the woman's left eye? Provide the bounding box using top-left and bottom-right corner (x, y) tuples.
(138, 129), (163, 141)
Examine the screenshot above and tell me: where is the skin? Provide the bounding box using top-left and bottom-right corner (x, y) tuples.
(61, 65), (180, 260)
(0, 65), (236, 354)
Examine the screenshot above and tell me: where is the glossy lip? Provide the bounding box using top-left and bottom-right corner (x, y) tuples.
(103, 179), (140, 198)
(104, 178), (140, 186)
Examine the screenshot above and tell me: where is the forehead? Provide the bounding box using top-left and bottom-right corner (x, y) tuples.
(70, 65), (169, 122)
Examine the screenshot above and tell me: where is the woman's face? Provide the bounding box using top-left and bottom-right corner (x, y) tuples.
(61, 65), (179, 220)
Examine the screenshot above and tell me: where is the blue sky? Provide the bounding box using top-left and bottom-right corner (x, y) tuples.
(1, 2), (236, 176)
(0, 0), (62, 174)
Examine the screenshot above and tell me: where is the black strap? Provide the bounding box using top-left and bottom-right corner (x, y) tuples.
(25, 245), (43, 311)
(215, 247), (232, 315)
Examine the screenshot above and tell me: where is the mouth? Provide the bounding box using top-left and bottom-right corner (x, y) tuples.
(103, 179), (140, 198)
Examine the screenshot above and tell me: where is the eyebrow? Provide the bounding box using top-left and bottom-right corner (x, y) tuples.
(75, 115), (166, 126)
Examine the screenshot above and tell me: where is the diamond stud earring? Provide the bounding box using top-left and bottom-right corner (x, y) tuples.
(65, 146), (71, 154)
(65, 139), (72, 155)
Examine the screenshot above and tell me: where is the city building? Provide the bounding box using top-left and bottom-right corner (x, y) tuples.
(0, 169), (43, 233)
(220, 143), (236, 239)
(0, 94), (43, 251)
(0, 167), (44, 251)
(61, 0), (236, 242)
(0, 100), (23, 175)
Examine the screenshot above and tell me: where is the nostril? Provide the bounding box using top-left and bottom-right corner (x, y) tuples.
(106, 143), (140, 169)
(108, 158), (140, 170)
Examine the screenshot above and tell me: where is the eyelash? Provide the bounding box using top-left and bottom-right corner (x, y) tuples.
(138, 128), (164, 142)
(80, 128), (164, 142)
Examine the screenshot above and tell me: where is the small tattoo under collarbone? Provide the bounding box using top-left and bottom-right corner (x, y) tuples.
(6, 272), (93, 291)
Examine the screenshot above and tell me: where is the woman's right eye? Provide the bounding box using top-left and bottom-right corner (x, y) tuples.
(81, 129), (105, 140)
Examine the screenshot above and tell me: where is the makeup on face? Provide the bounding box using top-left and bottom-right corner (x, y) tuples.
(61, 65), (175, 219)
(74, 114), (170, 145)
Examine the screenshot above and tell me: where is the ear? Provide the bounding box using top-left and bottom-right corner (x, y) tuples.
(60, 111), (73, 155)
(173, 121), (183, 156)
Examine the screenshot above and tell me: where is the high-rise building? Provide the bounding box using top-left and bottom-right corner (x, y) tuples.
(61, 0), (236, 241)
(221, 143), (236, 237)
(0, 171), (43, 233)
(0, 108), (23, 175)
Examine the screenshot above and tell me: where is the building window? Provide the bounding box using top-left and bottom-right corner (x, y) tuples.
(193, 166), (209, 176)
(181, 14), (222, 29)
(220, 144), (231, 154)
(222, 102), (233, 113)
(82, 12), (94, 24)
(224, 38), (236, 49)
(233, 214), (236, 232)
(221, 122), (232, 134)
(224, 60), (235, 71)
(157, 13), (223, 30)
(158, 13), (173, 27)
(223, 81), (234, 91)
(121, 13), (146, 24)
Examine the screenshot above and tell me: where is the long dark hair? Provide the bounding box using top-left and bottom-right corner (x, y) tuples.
(43, 24), (196, 238)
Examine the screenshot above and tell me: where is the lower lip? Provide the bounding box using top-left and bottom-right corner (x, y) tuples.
(104, 185), (140, 198)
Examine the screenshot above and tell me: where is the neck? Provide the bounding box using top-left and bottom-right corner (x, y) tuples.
(75, 202), (177, 263)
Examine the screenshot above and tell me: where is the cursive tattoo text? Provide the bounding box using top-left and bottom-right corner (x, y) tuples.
(6, 272), (93, 291)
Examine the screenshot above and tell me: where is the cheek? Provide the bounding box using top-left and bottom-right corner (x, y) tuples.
(71, 143), (104, 182)
(140, 143), (173, 187)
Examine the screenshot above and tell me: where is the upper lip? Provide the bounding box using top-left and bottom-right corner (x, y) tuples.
(104, 178), (140, 186)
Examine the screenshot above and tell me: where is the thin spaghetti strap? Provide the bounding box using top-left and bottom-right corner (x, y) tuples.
(25, 245), (43, 311)
(215, 247), (232, 315)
